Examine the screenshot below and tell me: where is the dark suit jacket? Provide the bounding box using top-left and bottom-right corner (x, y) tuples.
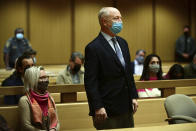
(1, 71), (23, 105)
(84, 33), (138, 117)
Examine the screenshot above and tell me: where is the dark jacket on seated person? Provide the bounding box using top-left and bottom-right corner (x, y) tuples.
(184, 63), (196, 79)
(1, 71), (23, 105)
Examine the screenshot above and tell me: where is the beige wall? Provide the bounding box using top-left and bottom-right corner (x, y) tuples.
(191, 0), (196, 37)
(29, 0), (71, 65)
(117, 0), (153, 60)
(155, 0), (189, 61)
(0, 0), (196, 68)
(74, 0), (113, 54)
(0, 0), (27, 67)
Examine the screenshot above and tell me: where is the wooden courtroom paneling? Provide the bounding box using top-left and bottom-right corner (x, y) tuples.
(29, 0), (71, 65)
(117, 0), (153, 59)
(0, 0), (27, 68)
(74, 0), (113, 54)
(1, 1), (196, 67)
(191, 0), (196, 37)
(1, 97), (196, 130)
(155, 0), (189, 61)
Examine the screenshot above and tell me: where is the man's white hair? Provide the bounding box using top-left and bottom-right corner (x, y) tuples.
(98, 7), (119, 25)
(24, 66), (42, 92)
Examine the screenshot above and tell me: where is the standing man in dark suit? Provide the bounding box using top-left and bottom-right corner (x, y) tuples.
(84, 7), (138, 130)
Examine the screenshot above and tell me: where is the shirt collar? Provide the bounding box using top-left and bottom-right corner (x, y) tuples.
(101, 31), (114, 42)
(134, 59), (139, 65)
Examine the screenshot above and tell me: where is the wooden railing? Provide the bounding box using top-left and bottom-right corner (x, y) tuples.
(1, 79), (196, 95)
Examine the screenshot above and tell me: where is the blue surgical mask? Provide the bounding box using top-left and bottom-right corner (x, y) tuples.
(16, 33), (24, 40)
(136, 56), (144, 64)
(110, 22), (123, 34)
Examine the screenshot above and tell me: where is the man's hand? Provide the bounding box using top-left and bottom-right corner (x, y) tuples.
(95, 107), (108, 122)
(132, 99), (138, 114)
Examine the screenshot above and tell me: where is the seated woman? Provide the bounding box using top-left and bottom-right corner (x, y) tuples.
(138, 54), (163, 98)
(19, 66), (60, 131)
(164, 64), (184, 79)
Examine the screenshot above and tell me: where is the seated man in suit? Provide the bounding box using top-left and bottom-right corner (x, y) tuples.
(1, 54), (34, 105)
(56, 52), (84, 84)
(131, 49), (146, 75)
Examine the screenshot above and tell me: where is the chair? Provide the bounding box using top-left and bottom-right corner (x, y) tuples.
(164, 94), (196, 124)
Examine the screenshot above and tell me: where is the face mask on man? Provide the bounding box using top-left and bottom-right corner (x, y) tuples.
(16, 33), (24, 40)
(136, 56), (144, 64)
(37, 81), (49, 93)
(73, 64), (81, 73)
(184, 32), (189, 37)
(149, 64), (160, 73)
(110, 22), (123, 34)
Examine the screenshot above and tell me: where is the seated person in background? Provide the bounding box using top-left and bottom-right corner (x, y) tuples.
(175, 25), (196, 62)
(131, 49), (146, 75)
(19, 66), (60, 131)
(164, 64), (184, 79)
(184, 54), (196, 78)
(23, 48), (37, 64)
(3, 28), (32, 69)
(56, 52), (84, 84)
(138, 54), (163, 98)
(1, 54), (34, 105)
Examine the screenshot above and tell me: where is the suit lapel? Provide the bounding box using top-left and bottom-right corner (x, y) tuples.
(99, 33), (124, 68)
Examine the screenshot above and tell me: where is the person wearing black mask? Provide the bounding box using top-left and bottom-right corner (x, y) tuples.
(56, 52), (84, 84)
(131, 49), (146, 75)
(19, 66), (59, 131)
(175, 25), (196, 62)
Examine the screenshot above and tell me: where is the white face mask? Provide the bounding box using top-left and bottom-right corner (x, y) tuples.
(149, 64), (160, 73)
(16, 33), (24, 40)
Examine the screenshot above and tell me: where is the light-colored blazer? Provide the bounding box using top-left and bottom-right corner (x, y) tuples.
(56, 65), (84, 84)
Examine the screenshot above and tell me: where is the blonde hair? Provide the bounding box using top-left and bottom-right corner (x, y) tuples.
(24, 66), (43, 92)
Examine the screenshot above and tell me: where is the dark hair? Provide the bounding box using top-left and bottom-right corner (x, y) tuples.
(184, 25), (190, 30)
(70, 52), (84, 63)
(136, 49), (146, 55)
(14, 28), (24, 35)
(140, 54), (163, 80)
(23, 48), (37, 56)
(15, 54), (32, 74)
(167, 64), (184, 79)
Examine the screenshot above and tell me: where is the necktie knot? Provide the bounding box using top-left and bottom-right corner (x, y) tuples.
(111, 38), (116, 45)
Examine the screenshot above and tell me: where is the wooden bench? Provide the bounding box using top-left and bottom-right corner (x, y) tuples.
(0, 96), (196, 130)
